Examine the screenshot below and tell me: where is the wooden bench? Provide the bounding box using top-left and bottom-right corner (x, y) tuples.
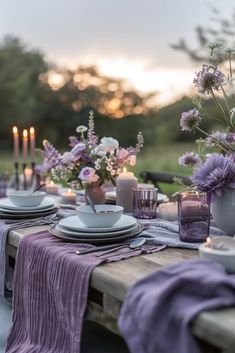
(140, 170), (192, 193)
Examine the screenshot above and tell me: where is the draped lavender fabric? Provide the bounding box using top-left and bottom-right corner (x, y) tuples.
(118, 259), (235, 353)
(6, 231), (165, 353)
(0, 216), (58, 302)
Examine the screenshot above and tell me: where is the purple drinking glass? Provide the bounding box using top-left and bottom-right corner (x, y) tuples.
(177, 191), (210, 243)
(132, 188), (158, 219)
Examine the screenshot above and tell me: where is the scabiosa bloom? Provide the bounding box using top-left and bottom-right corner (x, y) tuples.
(193, 65), (225, 94)
(180, 108), (201, 132)
(68, 136), (79, 147)
(178, 152), (202, 167)
(191, 153), (235, 198)
(205, 131), (227, 148)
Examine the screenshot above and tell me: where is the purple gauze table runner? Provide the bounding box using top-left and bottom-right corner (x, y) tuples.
(6, 230), (165, 353)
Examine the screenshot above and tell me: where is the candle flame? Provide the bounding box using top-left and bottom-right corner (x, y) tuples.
(50, 181), (54, 186)
(25, 167), (33, 176)
(206, 237), (211, 247)
(30, 127), (35, 135)
(23, 129), (28, 138)
(13, 126), (18, 135)
(123, 167), (127, 173)
(43, 139), (48, 146)
(68, 188), (72, 193)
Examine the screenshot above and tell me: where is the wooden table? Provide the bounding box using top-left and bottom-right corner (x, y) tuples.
(6, 226), (235, 353)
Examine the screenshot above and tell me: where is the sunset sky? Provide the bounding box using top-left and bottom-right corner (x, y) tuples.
(1, 0), (234, 105)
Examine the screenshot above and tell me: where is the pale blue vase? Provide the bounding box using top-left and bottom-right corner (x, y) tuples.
(211, 188), (235, 235)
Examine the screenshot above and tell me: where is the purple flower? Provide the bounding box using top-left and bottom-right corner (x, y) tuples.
(178, 152), (202, 167)
(191, 153), (235, 198)
(42, 140), (63, 170)
(205, 131), (227, 147)
(68, 136), (79, 147)
(79, 167), (99, 183)
(193, 65), (225, 94)
(71, 143), (86, 161)
(180, 108), (201, 132)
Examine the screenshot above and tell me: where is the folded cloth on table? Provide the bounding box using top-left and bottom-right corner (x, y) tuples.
(118, 259), (235, 353)
(0, 215), (58, 302)
(137, 218), (224, 249)
(6, 230), (165, 353)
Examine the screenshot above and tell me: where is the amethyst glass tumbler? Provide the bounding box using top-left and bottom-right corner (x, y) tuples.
(177, 191), (210, 243)
(132, 188), (158, 219)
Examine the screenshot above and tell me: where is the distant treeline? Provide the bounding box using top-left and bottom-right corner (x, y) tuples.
(0, 36), (224, 151)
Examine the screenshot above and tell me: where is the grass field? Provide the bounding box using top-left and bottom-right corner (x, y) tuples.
(1, 143), (193, 196)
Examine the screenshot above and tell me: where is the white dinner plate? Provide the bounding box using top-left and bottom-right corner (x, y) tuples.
(105, 190), (168, 203)
(0, 208), (58, 219)
(59, 214), (137, 233)
(0, 197), (56, 211)
(0, 204), (57, 215)
(56, 222), (139, 238)
(50, 224), (143, 244)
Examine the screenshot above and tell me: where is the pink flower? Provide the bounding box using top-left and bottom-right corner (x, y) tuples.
(117, 148), (129, 160)
(71, 143), (86, 161)
(79, 167), (99, 183)
(128, 155), (136, 166)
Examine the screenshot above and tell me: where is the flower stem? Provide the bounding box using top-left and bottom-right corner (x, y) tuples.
(196, 126), (231, 153)
(211, 89), (234, 130)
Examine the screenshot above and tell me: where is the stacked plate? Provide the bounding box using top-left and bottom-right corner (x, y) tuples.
(0, 197), (58, 219)
(50, 214), (143, 244)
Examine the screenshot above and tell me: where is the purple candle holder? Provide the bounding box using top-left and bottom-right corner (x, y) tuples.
(178, 191), (210, 243)
(132, 188), (158, 219)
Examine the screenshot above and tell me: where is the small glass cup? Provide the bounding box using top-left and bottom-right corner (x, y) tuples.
(132, 188), (158, 219)
(178, 191), (210, 243)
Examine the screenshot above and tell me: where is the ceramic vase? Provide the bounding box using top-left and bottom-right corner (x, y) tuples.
(85, 182), (105, 205)
(211, 188), (235, 235)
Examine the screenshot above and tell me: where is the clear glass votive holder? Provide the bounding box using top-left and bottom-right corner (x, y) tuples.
(177, 191), (210, 243)
(132, 188), (158, 219)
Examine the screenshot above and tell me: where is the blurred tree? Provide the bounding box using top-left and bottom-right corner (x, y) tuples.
(0, 35), (47, 146)
(171, 6), (235, 63)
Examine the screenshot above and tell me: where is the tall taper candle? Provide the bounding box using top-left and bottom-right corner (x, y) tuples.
(22, 129), (28, 163)
(116, 168), (138, 213)
(29, 127), (36, 162)
(13, 126), (19, 163)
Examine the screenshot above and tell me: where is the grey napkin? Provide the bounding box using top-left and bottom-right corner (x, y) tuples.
(137, 218), (225, 249)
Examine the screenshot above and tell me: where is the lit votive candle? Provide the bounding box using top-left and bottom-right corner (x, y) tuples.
(61, 189), (77, 205)
(116, 168), (138, 213)
(46, 181), (59, 195)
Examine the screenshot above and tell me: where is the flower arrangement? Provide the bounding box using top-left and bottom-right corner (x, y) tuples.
(42, 111), (144, 188)
(179, 43), (235, 199)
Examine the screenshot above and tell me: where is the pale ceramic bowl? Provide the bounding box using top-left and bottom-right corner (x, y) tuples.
(199, 242), (235, 273)
(76, 205), (124, 228)
(7, 190), (46, 207)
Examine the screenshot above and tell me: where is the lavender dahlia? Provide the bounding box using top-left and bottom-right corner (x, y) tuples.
(191, 153), (235, 198)
(180, 108), (201, 132)
(193, 65), (225, 95)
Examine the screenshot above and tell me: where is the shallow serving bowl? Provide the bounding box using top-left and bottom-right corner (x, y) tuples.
(199, 242), (235, 273)
(76, 204), (124, 228)
(7, 190), (46, 208)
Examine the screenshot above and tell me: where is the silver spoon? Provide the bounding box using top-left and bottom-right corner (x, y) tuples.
(86, 195), (97, 213)
(97, 237), (146, 257)
(75, 237), (146, 256)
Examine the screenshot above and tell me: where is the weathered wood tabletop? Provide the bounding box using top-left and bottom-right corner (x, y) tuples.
(6, 225), (235, 353)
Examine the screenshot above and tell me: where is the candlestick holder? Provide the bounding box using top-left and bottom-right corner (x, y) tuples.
(14, 162), (19, 190)
(31, 161), (36, 187)
(22, 163), (27, 190)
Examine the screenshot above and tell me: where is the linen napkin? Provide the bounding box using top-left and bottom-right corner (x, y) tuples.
(118, 259), (235, 353)
(137, 218), (224, 249)
(6, 230), (165, 353)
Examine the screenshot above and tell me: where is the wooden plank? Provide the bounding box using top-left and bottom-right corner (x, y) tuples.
(192, 309), (235, 353)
